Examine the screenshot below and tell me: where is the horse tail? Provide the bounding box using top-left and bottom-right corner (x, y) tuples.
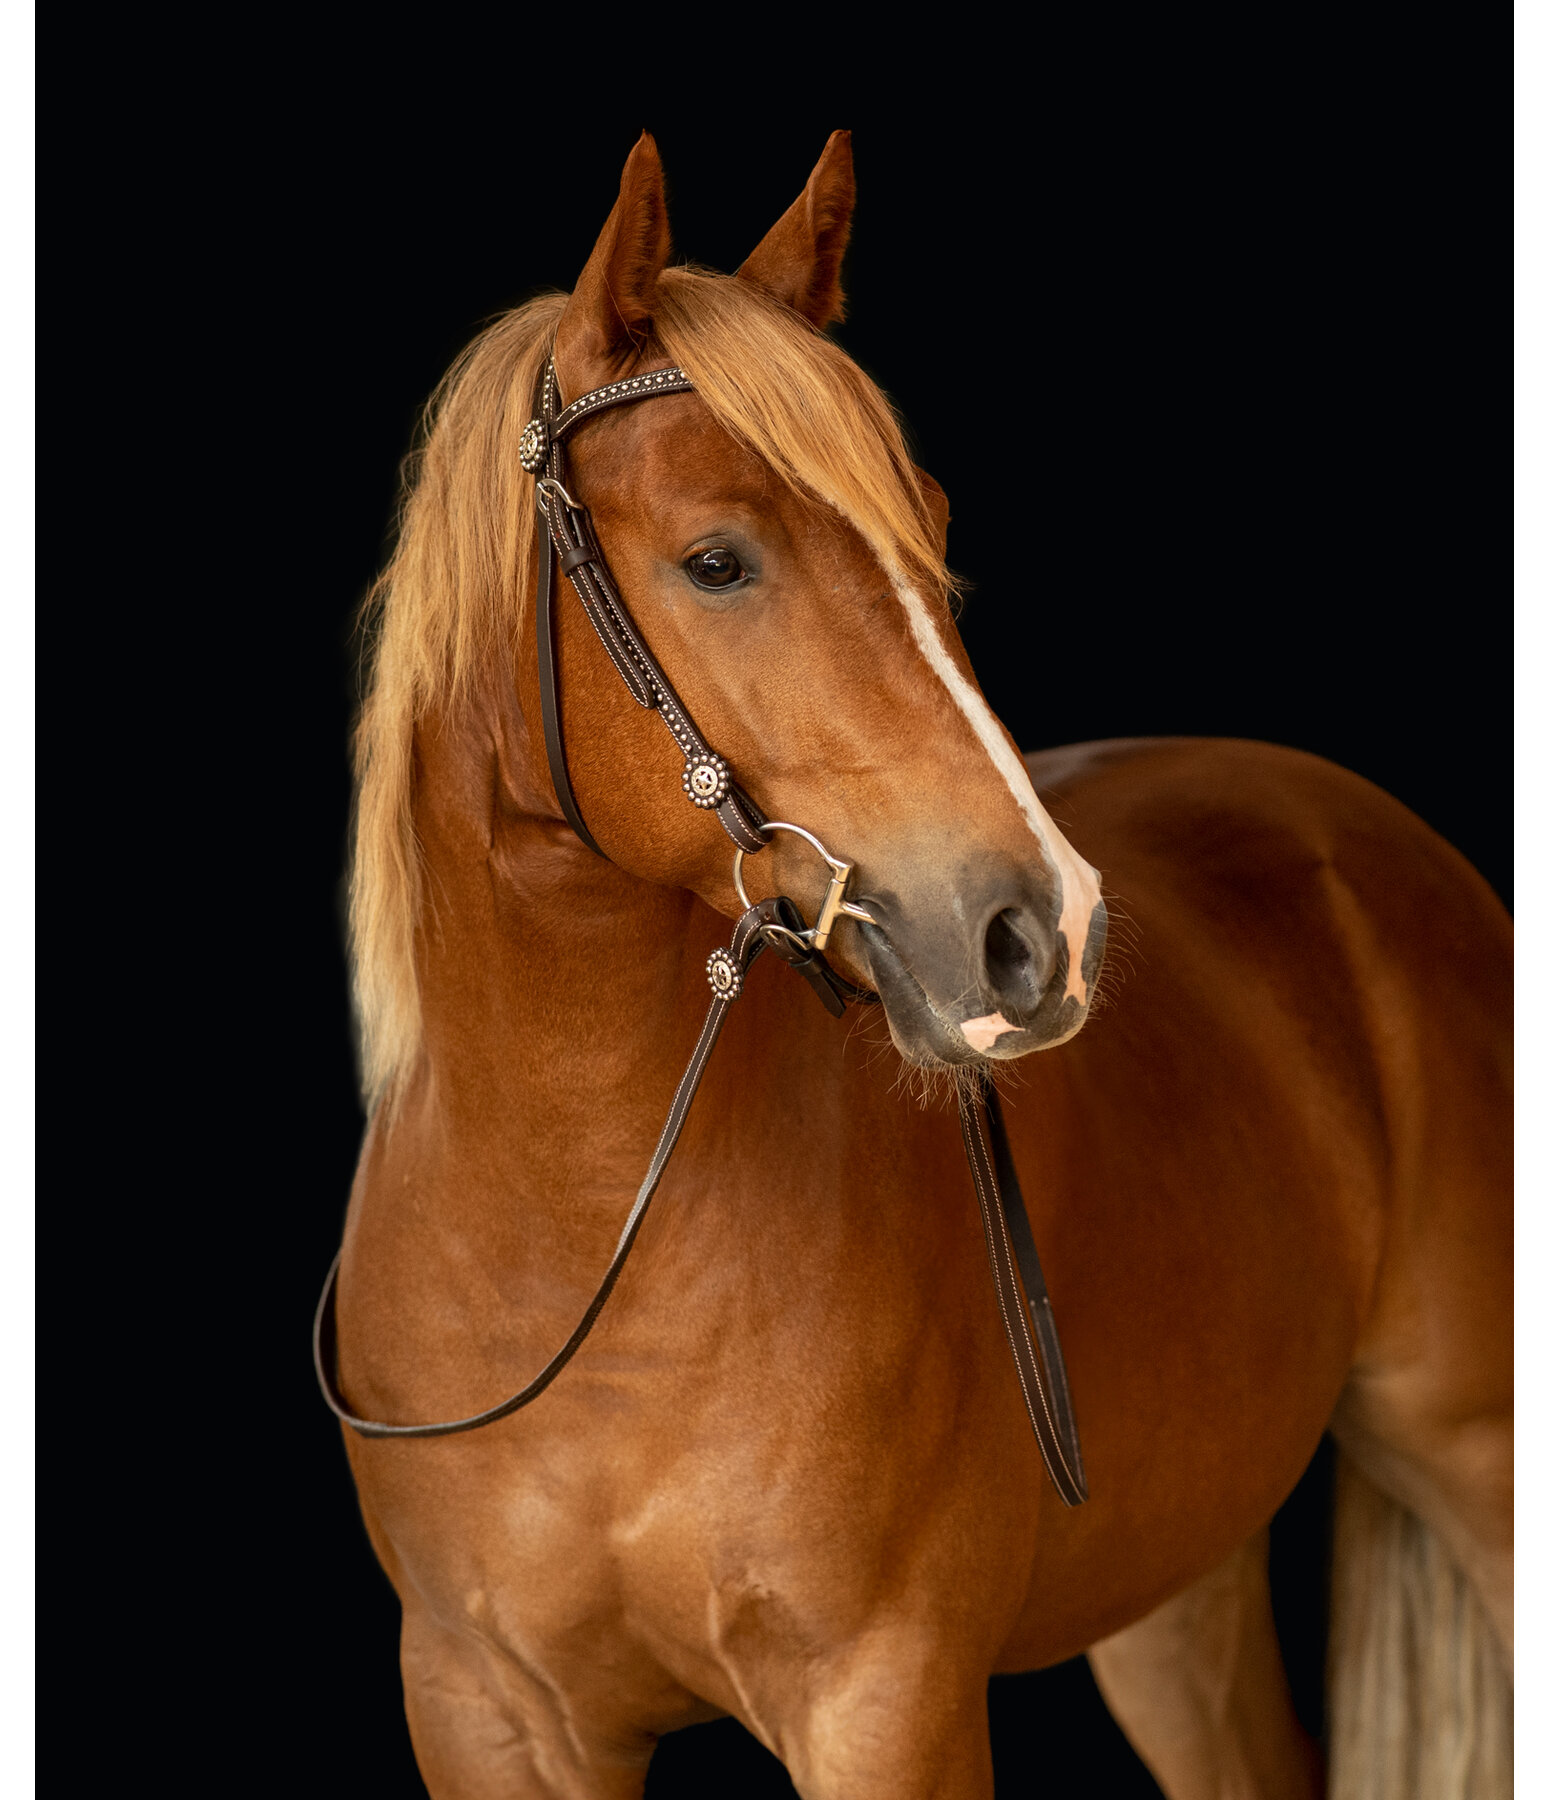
(1328, 1454), (1512, 1798)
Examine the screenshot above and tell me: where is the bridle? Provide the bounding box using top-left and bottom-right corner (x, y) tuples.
(314, 355), (1088, 1508)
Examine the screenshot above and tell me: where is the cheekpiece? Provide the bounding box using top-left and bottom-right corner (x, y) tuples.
(682, 754), (731, 810)
(519, 418), (549, 474)
(706, 948), (742, 1002)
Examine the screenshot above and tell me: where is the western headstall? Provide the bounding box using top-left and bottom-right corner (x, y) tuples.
(314, 357), (1088, 1508)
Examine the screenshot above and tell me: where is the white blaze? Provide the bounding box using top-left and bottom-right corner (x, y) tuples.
(891, 575), (1102, 1005)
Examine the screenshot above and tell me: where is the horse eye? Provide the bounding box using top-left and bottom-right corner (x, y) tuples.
(685, 547), (746, 590)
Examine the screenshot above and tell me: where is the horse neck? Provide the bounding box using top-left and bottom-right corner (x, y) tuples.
(400, 673), (712, 1240)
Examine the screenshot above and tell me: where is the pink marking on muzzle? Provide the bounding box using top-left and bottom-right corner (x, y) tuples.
(960, 1011), (1021, 1052)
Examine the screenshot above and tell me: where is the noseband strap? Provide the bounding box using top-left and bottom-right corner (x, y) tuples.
(313, 355), (1088, 1507)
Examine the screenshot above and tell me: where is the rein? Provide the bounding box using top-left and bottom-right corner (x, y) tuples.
(313, 358), (1088, 1508)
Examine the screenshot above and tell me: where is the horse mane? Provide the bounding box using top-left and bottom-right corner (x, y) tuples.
(351, 268), (953, 1109)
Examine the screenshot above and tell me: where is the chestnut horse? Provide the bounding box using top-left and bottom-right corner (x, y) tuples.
(325, 133), (1512, 1798)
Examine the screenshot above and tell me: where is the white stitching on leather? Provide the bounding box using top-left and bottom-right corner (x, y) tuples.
(965, 1107), (1041, 1445)
(965, 1097), (1081, 1495)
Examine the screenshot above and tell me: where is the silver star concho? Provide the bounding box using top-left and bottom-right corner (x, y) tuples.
(683, 755), (730, 809)
(519, 418), (548, 473)
(706, 948), (742, 1002)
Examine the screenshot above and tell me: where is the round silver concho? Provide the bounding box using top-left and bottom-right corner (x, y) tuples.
(518, 418), (548, 474)
(706, 948), (742, 1002)
(682, 755), (729, 809)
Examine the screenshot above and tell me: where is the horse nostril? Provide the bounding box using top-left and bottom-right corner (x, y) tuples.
(984, 908), (1036, 996)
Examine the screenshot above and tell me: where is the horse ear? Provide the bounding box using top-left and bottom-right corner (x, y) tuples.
(915, 465), (950, 557)
(553, 133), (673, 395)
(737, 130), (855, 330)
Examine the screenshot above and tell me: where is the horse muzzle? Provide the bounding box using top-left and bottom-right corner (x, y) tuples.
(858, 883), (1108, 1067)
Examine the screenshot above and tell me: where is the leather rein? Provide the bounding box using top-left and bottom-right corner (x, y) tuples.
(314, 358), (1088, 1509)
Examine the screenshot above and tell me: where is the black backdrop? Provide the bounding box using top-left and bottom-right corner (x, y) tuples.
(179, 105), (1501, 1797)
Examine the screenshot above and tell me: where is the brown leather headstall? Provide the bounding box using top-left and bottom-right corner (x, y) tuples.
(313, 356), (1088, 1507)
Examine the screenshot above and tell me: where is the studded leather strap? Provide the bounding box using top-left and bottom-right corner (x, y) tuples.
(550, 365), (695, 442)
(528, 360), (767, 857)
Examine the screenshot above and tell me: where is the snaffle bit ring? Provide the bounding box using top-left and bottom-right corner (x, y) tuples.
(732, 821), (877, 954)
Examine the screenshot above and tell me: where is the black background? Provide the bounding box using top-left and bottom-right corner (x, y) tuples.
(159, 96), (1500, 1798)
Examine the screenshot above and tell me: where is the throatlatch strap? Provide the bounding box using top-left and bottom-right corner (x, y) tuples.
(534, 478), (605, 857)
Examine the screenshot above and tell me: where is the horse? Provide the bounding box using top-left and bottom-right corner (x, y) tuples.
(322, 131), (1512, 1798)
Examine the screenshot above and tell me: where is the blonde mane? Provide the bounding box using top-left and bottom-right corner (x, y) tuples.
(351, 269), (953, 1108)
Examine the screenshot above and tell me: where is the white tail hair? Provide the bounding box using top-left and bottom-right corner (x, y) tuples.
(1329, 1455), (1511, 1798)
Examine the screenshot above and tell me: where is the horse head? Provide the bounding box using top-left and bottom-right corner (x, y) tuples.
(532, 131), (1106, 1068)
(354, 132), (1107, 1101)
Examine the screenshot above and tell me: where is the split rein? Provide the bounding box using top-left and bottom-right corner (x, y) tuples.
(313, 359), (1088, 1508)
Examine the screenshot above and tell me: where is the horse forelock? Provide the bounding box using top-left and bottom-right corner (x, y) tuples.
(648, 270), (954, 609)
(350, 269), (959, 1111)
